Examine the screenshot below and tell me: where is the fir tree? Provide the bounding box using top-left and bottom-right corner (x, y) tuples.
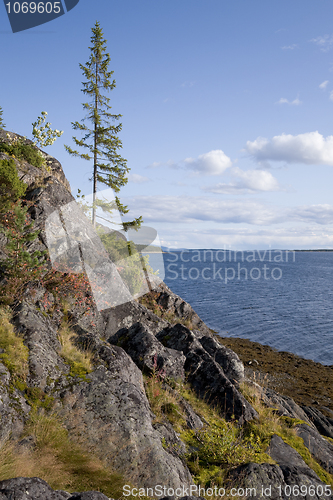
(0, 106), (5, 130)
(65, 21), (142, 230)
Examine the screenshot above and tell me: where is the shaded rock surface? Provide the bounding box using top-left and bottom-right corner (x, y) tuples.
(157, 324), (258, 424)
(102, 299), (168, 339)
(301, 406), (333, 439)
(296, 423), (333, 474)
(199, 335), (244, 384)
(108, 322), (186, 380)
(260, 387), (314, 426)
(228, 461), (332, 500)
(0, 477), (72, 500)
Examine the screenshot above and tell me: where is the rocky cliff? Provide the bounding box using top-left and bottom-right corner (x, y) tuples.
(0, 131), (333, 499)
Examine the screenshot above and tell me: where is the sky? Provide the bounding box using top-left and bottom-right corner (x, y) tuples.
(2, 0), (333, 250)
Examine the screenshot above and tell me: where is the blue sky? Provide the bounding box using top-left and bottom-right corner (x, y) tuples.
(2, 0), (333, 249)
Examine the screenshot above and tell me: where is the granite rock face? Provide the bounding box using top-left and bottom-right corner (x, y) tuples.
(0, 477), (71, 500)
(301, 406), (333, 439)
(261, 388), (314, 426)
(55, 356), (192, 489)
(0, 362), (31, 446)
(157, 324), (257, 424)
(9, 297), (192, 490)
(12, 299), (69, 390)
(108, 322), (186, 380)
(149, 279), (213, 337)
(296, 423), (333, 474)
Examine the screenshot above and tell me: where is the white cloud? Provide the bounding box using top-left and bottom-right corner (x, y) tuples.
(159, 226), (333, 250)
(203, 167), (282, 194)
(319, 80), (329, 90)
(184, 150), (232, 175)
(311, 35), (333, 52)
(128, 173), (150, 184)
(281, 44), (298, 50)
(123, 195), (333, 227)
(123, 196), (281, 225)
(245, 132), (333, 166)
(277, 97), (302, 105)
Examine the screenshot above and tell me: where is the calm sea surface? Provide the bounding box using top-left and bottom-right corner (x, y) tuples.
(146, 250), (333, 366)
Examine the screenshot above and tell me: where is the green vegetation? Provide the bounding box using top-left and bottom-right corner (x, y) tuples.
(0, 199), (48, 306)
(0, 106), (5, 130)
(0, 305), (29, 381)
(32, 111), (63, 148)
(0, 136), (44, 168)
(144, 371), (333, 491)
(0, 410), (126, 497)
(96, 226), (155, 296)
(0, 158), (27, 211)
(58, 319), (93, 379)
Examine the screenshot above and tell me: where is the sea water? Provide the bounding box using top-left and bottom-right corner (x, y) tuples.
(146, 250), (333, 366)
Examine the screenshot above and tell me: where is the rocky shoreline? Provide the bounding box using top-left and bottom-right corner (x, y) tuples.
(0, 131), (333, 499)
(219, 336), (333, 417)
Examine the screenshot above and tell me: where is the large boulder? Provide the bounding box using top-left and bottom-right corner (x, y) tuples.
(55, 344), (192, 490)
(102, 299), (169, 339)
(12, 299), (69, 390)
(108, 322), (186, 380)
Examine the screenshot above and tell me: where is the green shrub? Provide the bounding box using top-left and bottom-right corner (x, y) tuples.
(0, 305), (29, 380)
(0, 199), (48, 306)
(0, 137), (44, 168)
(0, 158), (27, 211)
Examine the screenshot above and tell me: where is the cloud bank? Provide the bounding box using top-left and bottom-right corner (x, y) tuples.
(245, 132), (333, 165)
(124, 196), (333, 227)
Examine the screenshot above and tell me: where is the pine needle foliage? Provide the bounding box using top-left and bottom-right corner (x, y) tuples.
(65, 21), (142, 230)
(0, 158), (27, 211)
(0, 106), (5, 130)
